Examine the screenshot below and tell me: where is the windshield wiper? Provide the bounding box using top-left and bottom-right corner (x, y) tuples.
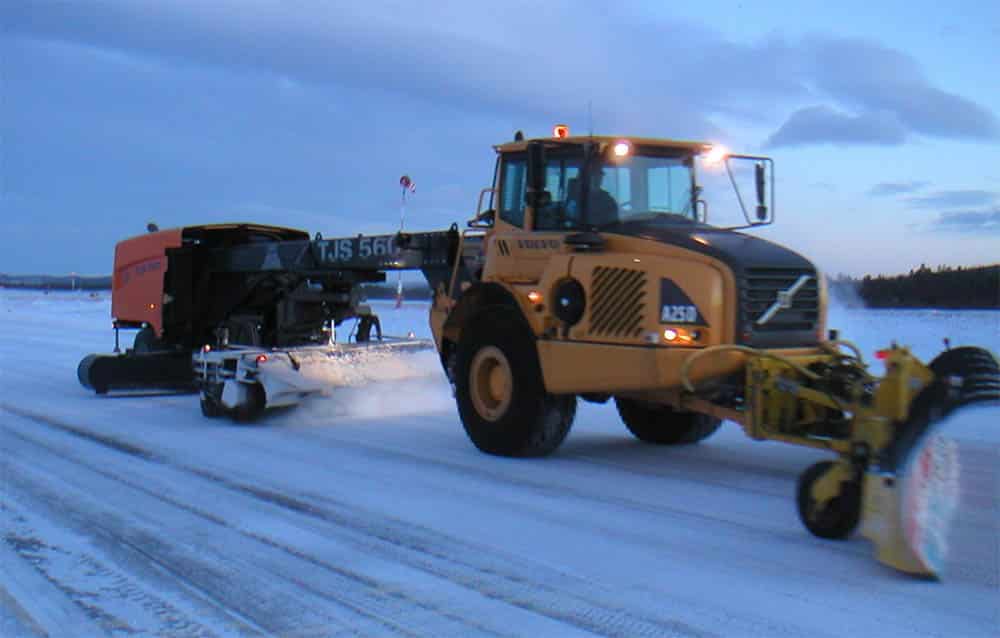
(622, 212), (696, 225)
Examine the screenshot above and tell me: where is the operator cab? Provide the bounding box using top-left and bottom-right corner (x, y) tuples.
(472, 126), (774, 237)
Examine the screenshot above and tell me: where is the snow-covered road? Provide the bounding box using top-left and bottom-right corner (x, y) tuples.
(2, 292), (997, 637)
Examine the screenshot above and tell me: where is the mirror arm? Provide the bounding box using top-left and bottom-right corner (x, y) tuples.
(696, 199), (708, 224)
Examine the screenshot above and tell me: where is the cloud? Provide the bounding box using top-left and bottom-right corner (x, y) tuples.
(922, 209), (1000, 234)
(8, 1), (996, 150)
(868, 181), (928, 197)
(764, 106), (907, 147)
(765, 36), (999, 147)
(2, 1), (718, 137)
(804, 37), (999, 140)
(905, 190), (997, 209)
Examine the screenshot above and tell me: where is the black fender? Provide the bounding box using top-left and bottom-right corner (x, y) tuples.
(439, 282), (526, 382)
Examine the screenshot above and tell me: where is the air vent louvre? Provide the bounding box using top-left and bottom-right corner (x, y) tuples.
(589, 267), (646, 337)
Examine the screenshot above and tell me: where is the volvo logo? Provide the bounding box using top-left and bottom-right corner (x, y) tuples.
(756, 274), (812, 326)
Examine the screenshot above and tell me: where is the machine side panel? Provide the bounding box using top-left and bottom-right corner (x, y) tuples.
(111, 229), (184, 335)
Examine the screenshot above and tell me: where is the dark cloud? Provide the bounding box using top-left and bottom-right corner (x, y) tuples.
(7, 1), (996, 149)
(868, 181), (929, 197)
(905, 190), (997, 209)
(804, 37), (999, 140)
(764, 36), (999, 147)
(924, 209), (1000, 234)
(764, 106), (907, 147)
(3, 1), (999, 272)
(2, 1), (720, 138)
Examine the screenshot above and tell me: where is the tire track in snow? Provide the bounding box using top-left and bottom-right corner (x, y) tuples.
(3, 502), (228, 638)
(291, 425), (867, 555)
(2, 456), (356, 637)
(12, 402), (995, 637)
(1, 422), (505, 638)
(278, 422), (1000, 635)
(3, 403), (724, 638)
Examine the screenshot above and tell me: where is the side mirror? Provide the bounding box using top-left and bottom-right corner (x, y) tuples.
(754, 162), (768, 221)
(468, 208), (495, 228)
(723, 154), (774, 227)
(525, 141), (551, 208)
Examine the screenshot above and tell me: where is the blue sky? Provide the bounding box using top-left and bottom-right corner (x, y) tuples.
(3, 1), (998, 276)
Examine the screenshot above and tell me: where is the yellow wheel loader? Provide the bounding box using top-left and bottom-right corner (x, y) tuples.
(426, 128), (999, 578)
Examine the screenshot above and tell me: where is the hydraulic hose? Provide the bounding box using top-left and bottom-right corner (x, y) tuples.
(679, 344), (822, 394)
(821, 339), (865, 365)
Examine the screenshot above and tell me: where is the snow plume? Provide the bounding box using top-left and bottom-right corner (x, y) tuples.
(300, 349), (454, 420)
(826, 275), (866, 310)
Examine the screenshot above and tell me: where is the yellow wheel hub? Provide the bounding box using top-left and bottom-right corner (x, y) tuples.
(469, 346), (513, 422)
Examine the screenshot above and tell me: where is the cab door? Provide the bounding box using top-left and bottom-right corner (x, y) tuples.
(485, 151), (583, 285)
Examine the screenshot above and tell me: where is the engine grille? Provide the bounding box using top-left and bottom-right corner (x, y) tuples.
(741, 267), (819, 332)
(589, 267), (646, 338)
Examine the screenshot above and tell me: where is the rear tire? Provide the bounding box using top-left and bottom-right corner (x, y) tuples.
(796, 461), (861, 539)
(615, 398), (721, 444)
(454, 307), (575, 457)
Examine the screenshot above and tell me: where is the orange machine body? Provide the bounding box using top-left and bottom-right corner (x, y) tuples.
(111, 229), (183, 336)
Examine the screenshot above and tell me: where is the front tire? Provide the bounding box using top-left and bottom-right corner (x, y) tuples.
(615, 398), (721, 444)
(454, 307), (575, 457)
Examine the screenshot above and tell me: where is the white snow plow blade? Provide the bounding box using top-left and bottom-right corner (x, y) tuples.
(194, 338), (434, 419)
(861, 432), (961, 577)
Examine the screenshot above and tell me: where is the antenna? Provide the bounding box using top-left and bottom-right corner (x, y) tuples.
(588, 101), (593, 136)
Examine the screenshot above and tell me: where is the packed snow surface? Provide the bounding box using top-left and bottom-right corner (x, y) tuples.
(1, 290), (997, 637)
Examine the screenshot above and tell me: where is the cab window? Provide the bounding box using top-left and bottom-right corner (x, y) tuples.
(500, 158), (526, 227)
(647, 164), (693, 213)
(534, 157), (583, 231)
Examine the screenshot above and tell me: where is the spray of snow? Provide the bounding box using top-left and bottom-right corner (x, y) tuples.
(295, 300), (456, 419)
(826, 276), (866, 309)
(299, 349), (454, 420)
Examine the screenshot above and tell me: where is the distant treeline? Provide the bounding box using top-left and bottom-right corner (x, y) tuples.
(829, 264), (999, 309)
(0, 274), (433, 299)
(0, 274), (112, 290)
(5, 266), (997, 310)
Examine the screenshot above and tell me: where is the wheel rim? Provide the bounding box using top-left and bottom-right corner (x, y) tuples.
(469, 346), (513, 422)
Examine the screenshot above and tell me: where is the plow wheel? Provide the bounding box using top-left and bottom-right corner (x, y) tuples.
(796, 461), (862, 540)
(455, 307), (575, 457)
(615, 398), (721, 445)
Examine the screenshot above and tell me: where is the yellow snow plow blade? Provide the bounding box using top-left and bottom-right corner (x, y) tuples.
(683, 342), (998, 578)
(857, 346), (997, 577)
